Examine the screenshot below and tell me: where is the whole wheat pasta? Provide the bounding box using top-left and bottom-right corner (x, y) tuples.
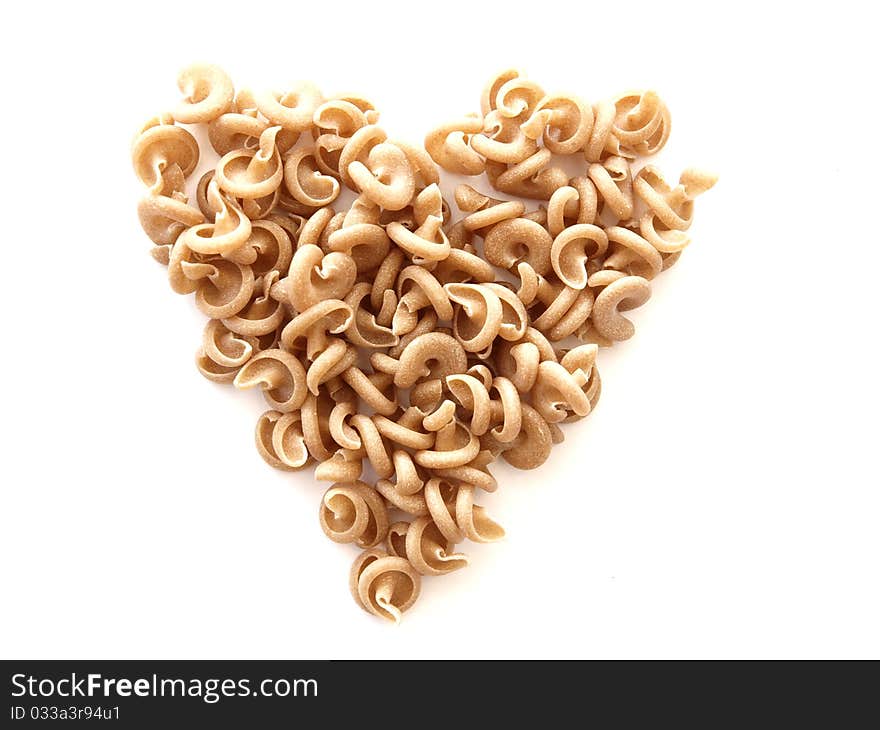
(173, 64), (234, 124)
(424, 115), (486, 175)
(320, 481), (389, 548)
(134, 64), (716, 623)
(350, 550), (421, 623)
(255, 410), (311, 471)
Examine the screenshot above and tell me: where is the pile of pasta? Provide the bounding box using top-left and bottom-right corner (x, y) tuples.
(132, 64), (716, 623)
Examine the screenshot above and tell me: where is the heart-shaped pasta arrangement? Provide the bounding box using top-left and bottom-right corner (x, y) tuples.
(132, 64), (716, 623)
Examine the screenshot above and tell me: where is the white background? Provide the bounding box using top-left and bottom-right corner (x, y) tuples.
(1, 1), (877, 659)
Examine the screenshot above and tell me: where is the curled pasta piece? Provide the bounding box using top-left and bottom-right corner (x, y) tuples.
(131, 115), (199, 190)
(315, 448), (362, 483)
(306, 338), (358, 394)
(340, 366), (398, 417)
(393, 265), (452, 336)
(173, 251), (254, 319)
(376, 479), (428, 516)
(583, 99), (617, 162)
(195, 319), (254, 383)
(392, 332), (468, 388)
(494, 74), (545, 121)
(300, 391), (337, 462)
(233, 348), (307, 412)
(521, 93), (593, 155)
(172, 63), (234, 124)
(415, 420), (480, 469)
(471, 110), (537, 164)
(455, 486), (505, 543)
(347, 142), (415, 211)
(372, 409), (434, 450)
(483, 217), (552, 275)
(590, 275), (652, 342)
(177, 180), (252, 256)
(320, 481), (388, 548)
(550, 224), (609, 290)
(279, 244), (357, 313)
(604, 226), (663, 280)
(404, 517), (469, 575)
(446, 373), (492, 436)
(611, 90), (671, 157)
(445, 283), (503, 354)
(214, 126), (284, 200)
(532, 360), (592, 423)
(588, 156), (633, 221)
(343, 283), (398, 348)
(222, 271), (286, 336)
(423, 478), (464, 544)
(498, 403), (553, 470)
(424, 115), (486, 175)
(388, 450), (425, 497)
(434, 449), (498, 493)
(254, 82), (323, 133)
(280, 299), (352, 359)
(283, 147), (340, 207)
(328, 221), (390, 273)
(490, 149), (568, 200)
(237, 219), (292, 278)
(255, 410), (310, 470)
(487, 376), (522, 443)
(494, 340), (540, 394)
(350, 549), (421, 624)
(635, 167), (718, 253)
(480, 69), (520, 115)
(137, 190), (204, 245)
(532, 284), (594, 341)
(484, 282), (529, 341)
(386, 200), (451, 263)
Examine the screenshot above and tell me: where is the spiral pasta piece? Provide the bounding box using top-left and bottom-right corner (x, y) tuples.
(320, 481), (388, 548)
(424, 115), (486, 175)
(590, 275), (652, 342)
(173, 64), (234, 124)
(255, 410), (311, 470)
(233, 348), (307, 412)
(350, 550), (421, 624)
(403, 517), (469, 575)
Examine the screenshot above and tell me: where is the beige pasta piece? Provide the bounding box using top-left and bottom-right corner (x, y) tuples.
(550, 224), (609, 290)
(390, 332), (467, 389)
(590, 275), (652, 342)
(424, 115), (486, 175)
(320, 481), (389, 548)
(521, 93), (594, 155)
(176, 179), (252, 257)
(347, 142), (415, 211)
(402, 517), (469, 575)
(214, 126), (284, 200)
(254, 82), (323, 133)
(611, 90), (671, 157)
(350, 549), (421, 624)
(255, 410), (311, 470)
(132, 115), (200, 191)
(233, 348), (308, 412)
(483, 217), (552, 275)
(173, 64), (234, 124)
(454, 485), (505, 543)
(277, 244), (357, 313)
(470, 110), (536, 164)
(282, 147), (340, 208)
(445, 283), (503, 354)
(490, 149), (568, 200)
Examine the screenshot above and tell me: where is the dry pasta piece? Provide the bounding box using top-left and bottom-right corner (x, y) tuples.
(233, 348), (308, 412)
(320, 481), (389, 548)
(483, 217), (552, 275)
(131, 115), (199, 191)
(403, 517), (469, 575)
(255, 410), (311, 470)
(590, 275), (652, 342)
(424, 115), (486, 175)
(254, 82), (323, 133)
(611, 90), (671, 157)
(550, 224), (608, 290)
(521, 93), (593, 155)
(350, 550), (421, 624)
(173, 63), (234, 124)
(347, 142), (415, 211)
